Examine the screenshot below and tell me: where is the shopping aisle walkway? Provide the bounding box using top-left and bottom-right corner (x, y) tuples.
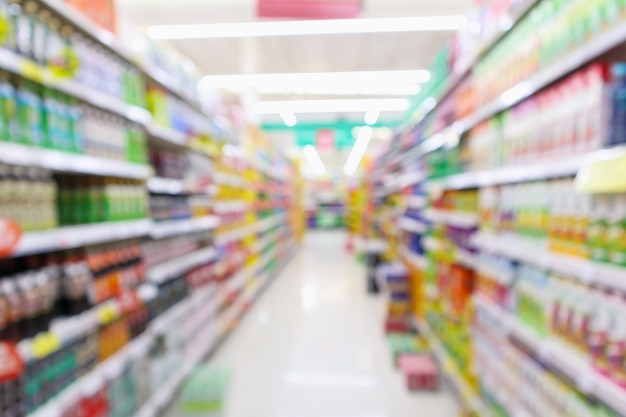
(167, 231), (459, 417)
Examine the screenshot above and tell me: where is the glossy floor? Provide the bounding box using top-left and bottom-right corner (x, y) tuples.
(167, 230), (459, 417)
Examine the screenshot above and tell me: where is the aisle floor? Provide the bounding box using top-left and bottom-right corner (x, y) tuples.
(167, 231), (459, 417)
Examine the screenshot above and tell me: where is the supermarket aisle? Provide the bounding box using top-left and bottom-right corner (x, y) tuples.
(167, 230), (458, 417)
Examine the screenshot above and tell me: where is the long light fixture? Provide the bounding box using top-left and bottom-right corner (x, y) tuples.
(364, 110), (380, 125)
(303, 145), (326, 176)
(280, 112), (297, 127)
(147, 15), (468, 40)
(202, 70), (429, 96)
(255, 98), (410, 115)
(344, 126), (373, 176)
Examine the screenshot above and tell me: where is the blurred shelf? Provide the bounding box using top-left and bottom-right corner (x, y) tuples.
(399, 217), (428, 234)
(399, 245), (427, 270)
(474, 294), (626, 416)
(421, 15), (626, 156)
(11, 219), (152, 258)
(406, 195), (428, 209)
(214, 172), (250, 188)
(0, 48), (151, 125)
(27, 284), (218, 417)
(39, 0), (205, 114)
(413, 317), (491, 416)
(150, 216), (220, 239)
(214, 200), (249, 214)
(473, 232), (626, 293)
(399, 171), (426, 188)
(431, 155), (586, 191)
(423, 209), (479, 229)
(147, 124), (189, 147)
(146, 246), (218, 284)
(147, 177), (187, 195)
(0, 142), (152, 179)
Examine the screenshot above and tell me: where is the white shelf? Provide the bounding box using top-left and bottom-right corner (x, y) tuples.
(146, 246), (217, 284)
(399, 217), (428, 234)
(406, 195), (428, 210)
(399, 171), (426, 188)
(27, 286), (219, 417)
(399, 245), (427, 270)
(455, 247), (478, 269)
(423, 209), (479, 229)
(431, 155), (586, 191)
(0, 48), (151, 125)
(214, 172), (250, 188)
(214, 200), (249, 214)
(39, 0), (205, 115)
(150, 216), (220, 239)
(12, 219), (152, 258)
(414, 318), (492, 416)
(473, 232), (626, 293)
(147, 177), (187, 195)
(474, 295), (626, 416)
(423, 236), (444, 252)
(258, 213), (287, 232)
(216, 223), (256, 246)
(146, 124), (189, 147)
(0, 142), (152, 179)
(147, 177), (216, 196)
(422, 17), (626, 156)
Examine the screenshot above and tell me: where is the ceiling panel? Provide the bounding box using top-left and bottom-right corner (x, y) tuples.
(116, 0), (472, 175)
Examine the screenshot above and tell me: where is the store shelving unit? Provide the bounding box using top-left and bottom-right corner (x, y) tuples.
(12, 219), (153, 257)
(413, 318), (492, 417)
(474, 295), (626, 416)
(0, 2), (300, 417)
(150, 216), (221, 239)
(364, 2), (626, 416)
(0, 142), (153, 179)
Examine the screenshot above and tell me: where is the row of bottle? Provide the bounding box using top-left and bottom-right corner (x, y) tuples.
(142, 230), (212, 269)
(473, 312), (618, 417)
(0, 0), (146, 107)
(0, 240), (143, 342)
(431, 189), (478, 213)
(147, 87), (204, 134)
(467, 63), (617, 172)
(58, 177), (148, 226)
(0, 165), (57, 231)
(479, 179), (626, 262)
(0, 270), (218, 415)
(473, 0), (626, 107)
(0, 73), (148, 163)
(478, 255), (626, 391)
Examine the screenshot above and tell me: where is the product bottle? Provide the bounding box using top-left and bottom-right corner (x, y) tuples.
(610, 63), (626, 146)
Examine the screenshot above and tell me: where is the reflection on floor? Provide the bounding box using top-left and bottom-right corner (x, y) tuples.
(165, 230), (459, 417)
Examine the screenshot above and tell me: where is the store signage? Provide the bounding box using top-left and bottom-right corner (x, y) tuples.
(316, 129), (335, 151)
(576, 151), (626, 193)
(0, 342), (24, 382)
(0, 218), (21, 258)
(258, 0), (361, 19)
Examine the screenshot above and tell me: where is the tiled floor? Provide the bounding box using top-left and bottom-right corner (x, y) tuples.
(166, 230), (459, 417)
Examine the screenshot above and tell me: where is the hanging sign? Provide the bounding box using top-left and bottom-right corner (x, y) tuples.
(316, 129), (335, 151)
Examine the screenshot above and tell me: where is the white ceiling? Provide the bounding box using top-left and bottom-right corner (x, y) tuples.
(116, 0), (473, 176)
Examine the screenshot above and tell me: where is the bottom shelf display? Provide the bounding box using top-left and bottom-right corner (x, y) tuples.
(21, 242), (299, 417)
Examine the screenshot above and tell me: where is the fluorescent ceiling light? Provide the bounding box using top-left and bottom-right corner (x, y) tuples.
(280, 112), (297, 127)
(364, 110), (380, 125)
(148, 15), (468, 40)
(202, 70), (429, 96)
(303, 145), (326, 176)
(255, 98), (410, 115)
(344, 126), (373, 176)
